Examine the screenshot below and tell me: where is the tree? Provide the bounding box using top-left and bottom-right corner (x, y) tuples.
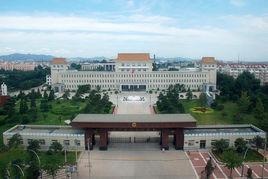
(27, 139), (40, 152)
(75, 85), (91, 98)
(43, 90), (48, 99)
(8, 134), (22, 148)
(199, 92), (208, 108)
(204, 157), (214, 179)
(186, 88), (193, 100)
(222, 149), (243, 178)
(43, 162), (61, 179)
(238, 91), (251, 113)
(48, 89), (55, 101)
(40, 99), (49, 112)
(36, 88), (42, 98)
(252, 136), (264, 151)
(49, 141), (63, 153)
(156, 84), (185, 114)
(19, 98), (28, 114)
(211, 139), (229, 154)
(62, 90), (70, 100)
(234, 138), (247, 153)
(3, 98), (16, 117)
(247, 168), (253, 179)
(254, 97), (265, 121)
(21, 114), (30, 124)
(96, 85), (101, 92)
(30, 95), (36, 109)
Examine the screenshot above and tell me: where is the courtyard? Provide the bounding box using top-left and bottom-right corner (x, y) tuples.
(73, 145), (197, 179)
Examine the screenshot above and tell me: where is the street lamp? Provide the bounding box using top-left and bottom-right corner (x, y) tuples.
(13, 164), (24, 177)
(262, 141), (267, 179)
(241, 145), (250, 177)
(87, 137), (92, 178)
(28, 149), (42, 179)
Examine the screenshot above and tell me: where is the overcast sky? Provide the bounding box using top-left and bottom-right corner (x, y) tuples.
(0, 0), (267, 61)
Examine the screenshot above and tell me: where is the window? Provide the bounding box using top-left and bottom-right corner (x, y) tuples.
(75, 140), (81, 146)
(64, 140), (70, 146)
(39, 139), (45, 145)
(27, 139), (33, 144)
(51, 140), (58, 144)
(188, 140), (195, 146)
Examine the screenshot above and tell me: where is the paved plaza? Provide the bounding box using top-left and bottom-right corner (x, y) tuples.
(73, 147), (197, 179)
(109, 92), (158, 114)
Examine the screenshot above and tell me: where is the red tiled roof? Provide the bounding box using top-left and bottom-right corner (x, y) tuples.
(51, 58), (68, 64)
(201, 57), (216, 64)
(117, 53), (150, 61)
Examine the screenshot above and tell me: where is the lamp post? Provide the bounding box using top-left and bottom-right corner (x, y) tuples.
(13, 164), (24, 177)
(28, 149), (42, 179)
(262, 141), (267, 179)
(87, 137), (92, 178)
(241, 146), (250, 177)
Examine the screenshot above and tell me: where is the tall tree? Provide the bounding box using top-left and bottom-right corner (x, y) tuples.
(62, 90), (70, 100)
(19, 98), (28, 114)
(238, 91), (251, 113)
(254, 97), (265, 121)
(186, 88), (193, 100)
(43, 90), (48, 99)
(3, 98), (16, 117)
(40, 99), (49, 112)
(222, 149), (243, 178)
(199, 93), (208, 108)
(48, 90), (55, 101)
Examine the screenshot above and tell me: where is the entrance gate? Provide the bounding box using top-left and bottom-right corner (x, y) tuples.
(121, 84), (146, 91)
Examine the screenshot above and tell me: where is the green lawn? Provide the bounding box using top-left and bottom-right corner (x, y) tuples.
(181, 100), (258, 125)
(213, 149), (264, 162)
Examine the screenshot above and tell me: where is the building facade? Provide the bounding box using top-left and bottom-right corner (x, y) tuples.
(218, 63), (268, 85)
(47, 53), (217, 92)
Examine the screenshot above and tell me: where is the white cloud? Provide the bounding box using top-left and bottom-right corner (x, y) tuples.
(0, 14), (267, 60)
(230, 0), (246, 7)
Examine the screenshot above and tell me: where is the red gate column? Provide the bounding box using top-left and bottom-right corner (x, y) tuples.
(99, 129), (108, 150)
(85, 129), (94, 150)
(174, 128), (184, 150)
(161, 129), (169, 150)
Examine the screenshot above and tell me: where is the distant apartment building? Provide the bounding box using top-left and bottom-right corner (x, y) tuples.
(81, 61), (115, 71)
(218, 63), (268, 85)
(0, 61), (38, 71)
(47, 53), (217, 92)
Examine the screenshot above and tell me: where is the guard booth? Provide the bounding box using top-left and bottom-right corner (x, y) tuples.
(71, 114), (196, 150)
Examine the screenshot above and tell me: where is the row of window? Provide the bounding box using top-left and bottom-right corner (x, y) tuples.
(65, 84), (202, 90)
(27, 139), (81, 146)
(62, 78), (207, 84)
(121, 63), (147, 67)
(61, 73), (207, 78)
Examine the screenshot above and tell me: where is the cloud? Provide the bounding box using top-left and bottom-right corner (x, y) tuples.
(0, 14), (267, 60)
(230, 0), (246, 7)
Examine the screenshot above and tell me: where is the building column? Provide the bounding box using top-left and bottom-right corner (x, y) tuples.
(99, 129), (108, 150)
(161, 129), (169, 150)
(85, 129), (94, 150)
(174, 128), (184, 150)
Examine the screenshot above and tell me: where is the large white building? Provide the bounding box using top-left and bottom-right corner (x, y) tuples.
(47, 53), (217, 92)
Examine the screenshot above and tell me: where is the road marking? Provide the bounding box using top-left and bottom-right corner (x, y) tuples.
(199, 152), (217, 179)
(185, 152), (199, 179)
(245, 165), (260, 178)
(208, 152), (228, 179)
(234, 168), (241, 176)
(260, 164), (268, 173)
